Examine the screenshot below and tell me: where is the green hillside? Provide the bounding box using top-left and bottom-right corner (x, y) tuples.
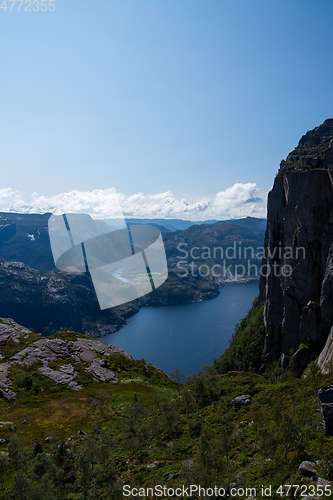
(1, 313), (333, 499)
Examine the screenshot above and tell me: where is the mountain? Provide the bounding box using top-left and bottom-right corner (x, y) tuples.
(104, 217), (222, 231)
(0, 212), (56, 272)
(163, 216), (266, 281)
(258, 118), (333, 375)
(0, 213), (266, 336)
(213, 119), (333, 377)
(2, 125), (333, 496)
(0, 257), (141, 336)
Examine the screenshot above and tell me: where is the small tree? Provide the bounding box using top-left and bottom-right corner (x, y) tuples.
(277, 413), (299, 461)
(169, 370), (184, 395)
(219, 416), (234, 468)
(307, 360), (321, 402)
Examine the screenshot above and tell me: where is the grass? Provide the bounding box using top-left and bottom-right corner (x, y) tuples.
(2, 319), (333, 498)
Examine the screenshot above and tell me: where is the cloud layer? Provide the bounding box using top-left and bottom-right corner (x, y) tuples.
(0, 183), (266, 221)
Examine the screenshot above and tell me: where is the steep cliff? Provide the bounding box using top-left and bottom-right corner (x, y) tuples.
(0, 258), (134, 337)
(259, 119), (333, 374)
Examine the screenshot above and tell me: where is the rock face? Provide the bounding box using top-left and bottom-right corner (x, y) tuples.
(259, 119), (333, 374)
(0, 318), (132, 397)
(0, 212), (56, 272)
(318, 386), (333, 435)
(0, 257), (140, 337)
(231, 395), (252, 407)
(298, 461), (318, 479)
(318, 326), (333, 373)
(0, 258), (82, 334)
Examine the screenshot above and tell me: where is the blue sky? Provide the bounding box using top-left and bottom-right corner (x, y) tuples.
(0, 0), (332, 220)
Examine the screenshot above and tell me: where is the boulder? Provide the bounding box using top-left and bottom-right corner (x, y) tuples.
(85, 358), (119, 383)
(317, 478), (331, 487)
(165, 473), (179, 480)
(318, 386), (333, 435)
(100, 358), (109, 368)
(0, 388), (16, 400)
(232, 395), (252, 406)
(298, 461), (317, 479)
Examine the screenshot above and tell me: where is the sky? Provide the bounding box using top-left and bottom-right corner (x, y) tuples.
(0, 0), (333, 220)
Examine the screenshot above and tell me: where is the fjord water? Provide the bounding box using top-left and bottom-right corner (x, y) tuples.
(103, 281), (259, 377)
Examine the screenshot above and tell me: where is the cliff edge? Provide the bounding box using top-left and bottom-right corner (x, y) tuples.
(259, 118), (333, 375)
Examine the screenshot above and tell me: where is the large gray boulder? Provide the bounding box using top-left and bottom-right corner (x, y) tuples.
(298, 461), (317, 479)
(232, 395), (252, 406)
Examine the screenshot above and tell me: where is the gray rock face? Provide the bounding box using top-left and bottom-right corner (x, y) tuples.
(298, 461), (317, 479)
(70, 338), (132, 363)
(318, 326), (333, 373)
(318, 386), (333, 435)
(0, 255), (137, 338)
(232, 395), (252, 406)
(85, 358), (119, 383)
(0, 258), (81, 334)
(259, 119), (333, 374)
(317, 478), (331, 487)
(11, 338), (70, 366)
(0, 388), (16, 400)
(39, 365), (82, 391)
(0, 363), (11, 389)
(0, 318), (132, 393)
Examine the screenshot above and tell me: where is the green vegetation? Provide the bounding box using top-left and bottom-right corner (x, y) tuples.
(1, 309), (333, 498)
(210, 302), (265, 374)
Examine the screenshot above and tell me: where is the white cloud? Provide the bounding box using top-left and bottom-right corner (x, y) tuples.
(0, 184), (267, 221)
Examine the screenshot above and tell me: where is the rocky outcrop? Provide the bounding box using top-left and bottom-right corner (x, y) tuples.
(231, 395), (252, 407)
(318, 386), (333, 435)
(0, 257), (139, 337)
(39, 365), (83, 391)
(0, 318), (132, 398)
(280, 119), (333, 172)
(0, 212), (55, 272)
(259, 119), (333, 374)
(318, 326), (333, 373)
(85, 358), (119, 383)
(0, 258), (82, 334)
(298, 461), (318, 479)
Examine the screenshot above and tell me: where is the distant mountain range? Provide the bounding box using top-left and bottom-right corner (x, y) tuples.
(0, 212), (266, 272)
(0, 212), (265, 335)
(163, 216), (266, 283)
(103, 217), (239, 232)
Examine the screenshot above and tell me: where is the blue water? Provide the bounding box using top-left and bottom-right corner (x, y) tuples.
(103, 281), (259, 377)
